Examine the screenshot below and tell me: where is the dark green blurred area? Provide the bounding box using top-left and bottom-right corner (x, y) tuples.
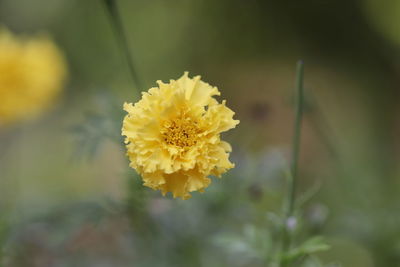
(1, 0), (400, 266)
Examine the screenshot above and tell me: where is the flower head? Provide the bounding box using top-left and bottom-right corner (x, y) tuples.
(0, 28), (67, 125)
(122, 72), (239, 199)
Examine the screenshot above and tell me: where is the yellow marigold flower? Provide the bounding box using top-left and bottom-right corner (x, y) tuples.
(0, 28), (67, 125)
(122, 72), (239, 199)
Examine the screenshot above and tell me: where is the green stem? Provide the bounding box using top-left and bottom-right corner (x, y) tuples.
(279, 61), (305, 267)
(288, 60), (304, 217)
(103, 0), (143, 90)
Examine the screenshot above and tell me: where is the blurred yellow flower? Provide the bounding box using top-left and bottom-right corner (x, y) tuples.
(122, 72), (239, 199)
(0, 28), (67, 125)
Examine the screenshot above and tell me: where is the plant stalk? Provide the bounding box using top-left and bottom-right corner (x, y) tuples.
(279, 60), (305, 267)
(288, 60), (304, 217)
(103, 0), (143, 90)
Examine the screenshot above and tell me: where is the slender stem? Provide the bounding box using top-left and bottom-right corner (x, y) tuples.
(287, 60), (304, 217)
(103, 0), (143, 90)
(278, 61), (305, 267)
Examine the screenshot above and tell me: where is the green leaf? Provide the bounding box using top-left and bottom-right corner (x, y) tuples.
(282, 236), (331, 263)
(213, 224), (273, 262)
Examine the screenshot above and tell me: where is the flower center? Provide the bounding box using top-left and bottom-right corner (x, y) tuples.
(161, 116), (200, 148)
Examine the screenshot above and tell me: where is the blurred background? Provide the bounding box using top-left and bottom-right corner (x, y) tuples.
(1, 0), (400, 266)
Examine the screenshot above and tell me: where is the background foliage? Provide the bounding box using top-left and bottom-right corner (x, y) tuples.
(1, 0), (400, 266)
